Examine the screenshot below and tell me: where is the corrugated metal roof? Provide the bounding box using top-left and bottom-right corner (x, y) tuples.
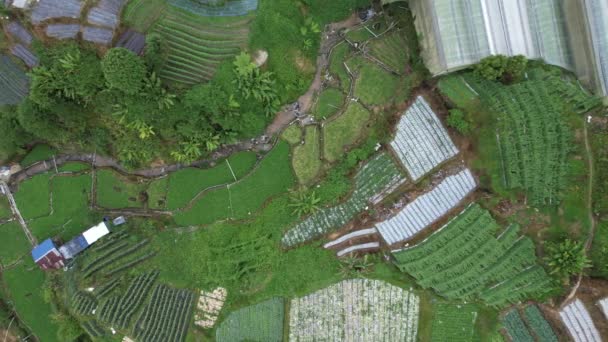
(82, 222), (110, 245)
(59, 235), (89, 259)
(31, 238), (57, 262)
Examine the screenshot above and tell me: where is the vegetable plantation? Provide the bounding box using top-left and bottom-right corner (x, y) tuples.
(216, 297), (284, 342)
(152, 6), (252, 85)
(133, 284), (195, 342)
(282, 152), (405, 247)
(523, 305), (558, 342)
(0, 55), (29, 105)
(465, 73), (598, 205)
(392, 204), (552, 307)
(502, 309), (534, 342)
(430, 303), (477, 342)
(289, 279), (419, 341)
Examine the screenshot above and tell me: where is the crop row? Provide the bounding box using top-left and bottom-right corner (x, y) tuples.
(502, 309), (534, 342)
(93, 278), (120, 299)
(98, 271), (159, 329)
(84, 239), (149, 278)
(133, 284), (195, 342)
(81, 240), (130, 272)
(104, 251), (157, 277)
(523, 305), (558, 342)
(82, 320), (106, 338)
(72, 292), (97, 316)
(89, 230), (128, 252)
(393, 204), (552, 307)
(216, 297), (284, 342)
(281, 152), (405, 247)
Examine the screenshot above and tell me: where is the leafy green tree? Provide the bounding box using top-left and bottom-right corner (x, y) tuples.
(504, 55), (528, 82)
(144, 33), (166, 73)
(233, 52), (280, 116)
(545, 239), (591, 284)
(446, 109), (471, 135)
(101, 48), (147, 94)
(52, 313), (83, 341)
(474, 55), (509, 81)
(0, 107), (30, 158)
(289, 190), (321, 216)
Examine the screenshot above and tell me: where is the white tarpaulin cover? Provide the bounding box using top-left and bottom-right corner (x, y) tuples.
(82, 222), (110, 245)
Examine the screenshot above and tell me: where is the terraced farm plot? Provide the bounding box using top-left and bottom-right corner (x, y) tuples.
(0, 222), (31, 265)
(348, 56), (402, 106)
(152, 6), (252, 86)
(281, 125), (303, 145)
(28, 174), (93, 240)
(20, 144), (56, 167)
(282, 152), (405, 247)
(123, 0), (167, 32)
(0, 55), (29, 105)
(169, 0), (258, 16)
(329, 42), (352, 90)
(289, 279), (419, 341)
(7, 21), (33, 46)
(313, 88), (345, 120)
(97, 271), (159, 329)
(14, 174), (51, 219)
(376, 168), (476, 245)
(368, 30), (409, 74)
(390, 96), (459, 181)
(392, 204), (552, 307)
(559, 299), (601, 342)
(323, 101), (371, 162)
(58, 162), (90, 172)
(0, 195), (12, 219)
(80, 234), (155, 279)
(11, 44), (39, 68)
(96, 170), (147, 209)
(45, 24), (81, 40)
(87, 0), (127, 30)
(133, 284), (194, 342)
(465, 74), (598, 206)
(174, 142), (294, 226)
(292, 126), (322, 185)
(216, 297), (284, 342)
(162, 151), (257, 210)
(430, 303), (477, 342)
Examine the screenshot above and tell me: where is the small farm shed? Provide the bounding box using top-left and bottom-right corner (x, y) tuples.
(31, 239), (65, 270)
(59, 222), (110, 259)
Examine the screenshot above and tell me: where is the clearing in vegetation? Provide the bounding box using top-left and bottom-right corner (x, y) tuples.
(292, 126), (322, 185)
(323, 101), (371, 162)
(289, 279), (419, 341)
(152, 6), (252, 86)
(132, 284), (194, 342)
(216, 297), (284, 342)
(282, 152), (405, 247)
(174, 142), (294, 226)
(392, 204), (552, 307)
(430, 303), (477, 342)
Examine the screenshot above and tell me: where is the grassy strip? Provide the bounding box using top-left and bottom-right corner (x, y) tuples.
(0, 222), (31, 265)
(14, 174), (51, 219)
(323, 101), (370, 162)
(96, 170), (147, 209)
(313, 88), (344, 120)
(281, 125), (303, 145)
(292, 126), (321, 185)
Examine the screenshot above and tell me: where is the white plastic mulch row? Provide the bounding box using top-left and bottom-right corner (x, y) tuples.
(559, 299), (602, 342)
(376, 168), (476, 245)
(46, 24), (81, 40)
(31, 0), (83, 24)
(390, 96), (459, 181)
(336, 242), (380, 257)
(598, 298), (608, 319)
(289, 279), (419, 342)
(323, 228), (377, 249)
(87, 0), (127, 29)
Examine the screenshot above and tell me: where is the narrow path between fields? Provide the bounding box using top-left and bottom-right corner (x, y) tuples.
(562, 116), (596, 306)
(0, 182), (36, 246)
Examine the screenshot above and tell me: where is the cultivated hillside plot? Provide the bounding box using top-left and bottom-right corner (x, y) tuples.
(377, 168), (476, 245)
(7, 21), (33, 45)
(87, 0), (127, 30)
(45, 24), (81, 40)
(30, 0), (83, 24)
(289, 279), (419, 342)
(0, 55), (29, 105)
(282, 152), (405, 247)
(216, 297), (284, 342)
(560, 299), (602, 342)
(169, 0), (258, 17)
(390, 96), (459, 181)
(392, 204), (552, 307)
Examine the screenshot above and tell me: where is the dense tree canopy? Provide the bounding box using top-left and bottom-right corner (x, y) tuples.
(101, 48), (147, 95)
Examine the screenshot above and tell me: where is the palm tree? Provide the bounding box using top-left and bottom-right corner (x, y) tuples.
(545, 239), (591, 284)
(339, 255), (374, 278)
(288, 191), (321, 217)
